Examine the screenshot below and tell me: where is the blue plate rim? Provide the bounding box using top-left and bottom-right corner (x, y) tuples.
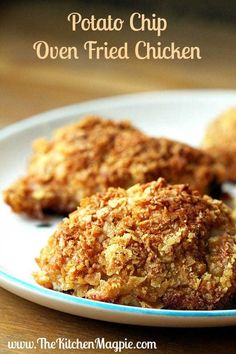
(1, 269), (235, 318)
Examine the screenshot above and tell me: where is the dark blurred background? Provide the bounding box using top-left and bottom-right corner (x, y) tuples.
(95, 0), (236, 22)
(0, 0), (236, 127)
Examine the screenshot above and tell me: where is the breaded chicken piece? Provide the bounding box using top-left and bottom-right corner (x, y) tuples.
(4, 116), (225, 219)
(203, 108), (236, 181)
(34, 178), (236, 310)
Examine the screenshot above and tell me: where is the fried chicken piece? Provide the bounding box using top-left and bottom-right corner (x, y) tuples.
(34, 178), (236, 310)
(4, 116), (225, 219)
(203, 108), (236, 182)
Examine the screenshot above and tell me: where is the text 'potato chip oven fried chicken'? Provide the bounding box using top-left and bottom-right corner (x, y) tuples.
(34, 178), (236, 310)
(4, 116), (225, 218)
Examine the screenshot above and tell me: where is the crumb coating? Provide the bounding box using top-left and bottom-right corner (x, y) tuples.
(203, 108), (236, 181)
(4, 117), (225, 218)
(35, 178), (236, 310)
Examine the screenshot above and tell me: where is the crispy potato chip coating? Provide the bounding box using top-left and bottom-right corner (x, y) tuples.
(35, 179), (236, 310)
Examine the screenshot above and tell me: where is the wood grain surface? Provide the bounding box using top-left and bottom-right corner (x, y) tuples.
(0, 2), (236, 353)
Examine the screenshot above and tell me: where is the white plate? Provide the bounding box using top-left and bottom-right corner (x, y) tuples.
(1, 90), (236, 327)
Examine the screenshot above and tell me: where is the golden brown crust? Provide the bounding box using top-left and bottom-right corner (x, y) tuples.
(203, 108), (236, 182)
(4, 116), (225, 218)
(34, 178), (236, 310)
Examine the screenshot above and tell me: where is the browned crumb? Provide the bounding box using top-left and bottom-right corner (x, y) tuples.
(4, 116), (225, 218)
(233, 199), (236, 223)
(203, 108), (236, 182)
(34, 178), (236, 310)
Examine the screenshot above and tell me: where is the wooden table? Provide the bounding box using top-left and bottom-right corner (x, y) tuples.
(0, 2), (236, 353)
